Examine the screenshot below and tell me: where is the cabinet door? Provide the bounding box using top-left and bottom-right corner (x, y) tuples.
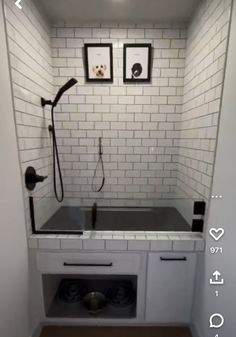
(145, 253), (197, 323)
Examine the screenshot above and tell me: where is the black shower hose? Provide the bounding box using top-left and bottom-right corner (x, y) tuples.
(50, 106), (64, 202)
(92, 138), (105, 192)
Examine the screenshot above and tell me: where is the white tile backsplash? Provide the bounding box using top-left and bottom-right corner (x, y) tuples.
(4, 0), (59, 232)
(51, 24), (186, 205)
(177, 0), (231, 202)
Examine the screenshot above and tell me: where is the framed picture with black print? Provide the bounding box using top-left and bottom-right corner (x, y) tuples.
(84, 43), (113, 82)
(123, 44), (152, 83)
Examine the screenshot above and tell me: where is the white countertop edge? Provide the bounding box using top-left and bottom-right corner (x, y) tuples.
(28, 232), (205, 252)
(29, 231), (203, 240)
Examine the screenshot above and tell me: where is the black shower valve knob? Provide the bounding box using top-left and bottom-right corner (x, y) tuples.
(25, 166), (48, 191)
(193, 201), (206, 215)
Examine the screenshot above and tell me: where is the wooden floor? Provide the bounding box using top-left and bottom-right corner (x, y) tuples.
(40, 326), (192, 337)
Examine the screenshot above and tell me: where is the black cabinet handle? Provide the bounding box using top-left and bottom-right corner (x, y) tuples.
(63, 262), (113, 267)
(160, 257), (187, 261)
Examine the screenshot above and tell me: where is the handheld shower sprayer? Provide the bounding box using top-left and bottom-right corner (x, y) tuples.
(41, 78), (78, 108)
(41, 78), (78, 202)
(92, 137), (105, 193)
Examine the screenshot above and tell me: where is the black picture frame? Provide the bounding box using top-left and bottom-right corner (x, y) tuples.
(84, 43), (113, 83)
(123, 44), (152, 83)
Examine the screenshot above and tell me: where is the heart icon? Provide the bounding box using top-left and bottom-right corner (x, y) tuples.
(209, 228), (225, 241)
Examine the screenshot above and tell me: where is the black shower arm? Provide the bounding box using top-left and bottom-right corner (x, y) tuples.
(41, 98), (53, 107)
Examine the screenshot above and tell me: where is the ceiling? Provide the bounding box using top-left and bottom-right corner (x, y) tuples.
(35, 0), (200, 24)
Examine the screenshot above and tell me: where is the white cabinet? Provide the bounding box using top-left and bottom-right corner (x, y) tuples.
(36, 251), (147, 322)
(145, 253), (197, 323)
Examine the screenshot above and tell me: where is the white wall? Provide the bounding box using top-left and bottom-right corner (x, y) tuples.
(4, 0), (59, 231)
(52, 24), (187, 207)
(192, 0), (236, 336)
(0, 1), (29, 337)
(5, 2), (233, 229)
(178, 0), (231, 202)
(175, 0), (232, 224)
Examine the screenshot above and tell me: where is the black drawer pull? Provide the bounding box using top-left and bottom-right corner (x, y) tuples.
(63, 262), (113, 267)
(160, 257), (187, 261)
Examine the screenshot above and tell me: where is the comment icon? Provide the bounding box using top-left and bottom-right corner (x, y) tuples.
(209, 313), (224, 328)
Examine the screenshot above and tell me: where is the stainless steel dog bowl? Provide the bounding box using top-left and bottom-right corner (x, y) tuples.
(83, 292), (107, 314)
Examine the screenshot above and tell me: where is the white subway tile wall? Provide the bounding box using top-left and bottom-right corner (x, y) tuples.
(3, 0), (232, 231)
(177, 0), (232, 201)
(4, 0), (59, 231)
(52, 24), (187, 206)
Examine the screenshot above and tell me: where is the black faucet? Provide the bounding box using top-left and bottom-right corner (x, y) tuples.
(92, 202), (97, 230)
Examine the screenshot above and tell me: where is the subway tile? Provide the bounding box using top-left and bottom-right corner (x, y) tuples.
(51, 38), (66, 48)
(128, 29), (144, 38)
(119, 96), (135, 105)
(38, 239), (60, 250)
(128, 240), (150, 251)
(105, 240), (128, 251)
(195, 240), (205, 252)
(150, 240), (173, 251)
(145, 29), (162, 38)
(83, 239), (105, 250)
(110, 87), (127, 95)
(28, 238), (38, 249)
(171, 39), (186, 48)
(61, 239), (83, 249)
(66, 38), (83, 48)
(92, 28), (109, 38)
(58, 48), (75, 57)
(163, 29), (180, 38)
(110, 29), (127, 38)
(57, 28), (75, 37)
(75, 28), (92, 37)
(173, 240), (195, 251)
(6, 1), (230, 216)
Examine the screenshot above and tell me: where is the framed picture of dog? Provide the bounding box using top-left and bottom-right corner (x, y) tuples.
(84, 44), (113, 82)
(123, 44), (152, 83)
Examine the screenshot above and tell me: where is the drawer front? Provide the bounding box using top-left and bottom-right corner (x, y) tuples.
(37, 252), (141, 275)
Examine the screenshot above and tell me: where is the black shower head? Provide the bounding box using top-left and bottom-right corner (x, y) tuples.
(41, 78), (78, 108)
(53, 78), (78, 107)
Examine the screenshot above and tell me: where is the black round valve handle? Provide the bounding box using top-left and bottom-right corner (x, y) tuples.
(25, 166), (48, 191)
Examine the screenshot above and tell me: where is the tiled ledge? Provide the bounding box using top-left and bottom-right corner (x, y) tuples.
(28, 232), (205, 252)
